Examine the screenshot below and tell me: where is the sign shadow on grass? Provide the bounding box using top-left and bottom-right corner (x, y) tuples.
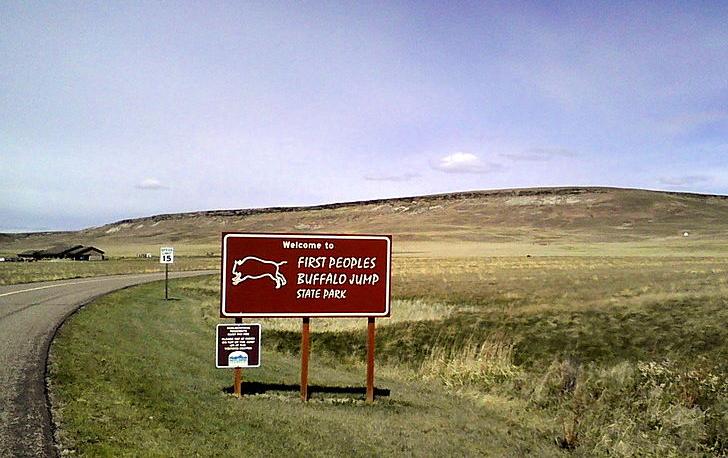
(224, 382), (390, 398)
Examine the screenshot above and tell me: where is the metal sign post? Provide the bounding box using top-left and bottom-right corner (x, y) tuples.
(160, 247), (174, 300)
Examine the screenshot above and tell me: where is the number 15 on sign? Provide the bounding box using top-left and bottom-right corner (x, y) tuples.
(160, 247), (174, 264)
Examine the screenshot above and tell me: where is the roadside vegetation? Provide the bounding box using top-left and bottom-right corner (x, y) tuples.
(49, 256), (728, 456)
(0, 257), (217, 285)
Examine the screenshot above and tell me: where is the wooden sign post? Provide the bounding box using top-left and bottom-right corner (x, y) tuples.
(301, 317), (310, 401)
(233, 365), (242, 397)
(366, 317), (376, 403)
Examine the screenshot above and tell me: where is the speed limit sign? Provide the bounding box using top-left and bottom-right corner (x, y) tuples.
(160, 247), (174, 264)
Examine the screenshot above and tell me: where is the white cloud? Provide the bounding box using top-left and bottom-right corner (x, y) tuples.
(135, 178), (169, 190)
(364, 172), (420, 182)
(431, 152), (501, 174)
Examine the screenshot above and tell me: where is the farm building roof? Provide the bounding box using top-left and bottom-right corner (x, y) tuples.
(40, 245), (84, 256)
(68, 246), (105, 255)
(18, 249), (41, 257)
(65, 246), (88, 256)
(16, 245), (104, 258)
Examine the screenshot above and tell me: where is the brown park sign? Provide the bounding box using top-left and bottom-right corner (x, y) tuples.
(220, 233), (391, 317)
(216, 323), (261, 368)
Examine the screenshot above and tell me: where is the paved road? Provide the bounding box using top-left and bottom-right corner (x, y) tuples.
(0, 270), (217, 457)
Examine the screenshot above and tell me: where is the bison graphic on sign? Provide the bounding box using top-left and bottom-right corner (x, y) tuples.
(231, 256), (287, 289)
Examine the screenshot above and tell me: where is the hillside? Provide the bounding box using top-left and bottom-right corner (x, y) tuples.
(3, 187), (728, 257)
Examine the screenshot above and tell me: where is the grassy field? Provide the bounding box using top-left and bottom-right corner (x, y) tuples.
(49, 256), (728, 456)
(0, 257), (218, 285)
(3, 239), (727, 287)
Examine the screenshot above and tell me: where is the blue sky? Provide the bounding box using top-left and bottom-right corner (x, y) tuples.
(2, 1), (727, 231)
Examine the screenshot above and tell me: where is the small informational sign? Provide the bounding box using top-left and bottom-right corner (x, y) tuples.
(220, 233), (391, 317)
(216, 323), (261, 368)
(160, 246), (174, 264)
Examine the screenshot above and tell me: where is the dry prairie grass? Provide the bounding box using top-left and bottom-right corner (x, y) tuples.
(46, 247), (728, 456)
(419, 336), (521, 390)
(256, 299), (455, 332)
(0, 257), (218, 285)
(392, 256), (728, 313)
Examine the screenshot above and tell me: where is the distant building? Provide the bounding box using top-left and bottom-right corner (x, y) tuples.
(16, 245), (105, 261)
(41, 245), (84, 259)
(65, 246), (105, 261)
(18, 249), (43, 260)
